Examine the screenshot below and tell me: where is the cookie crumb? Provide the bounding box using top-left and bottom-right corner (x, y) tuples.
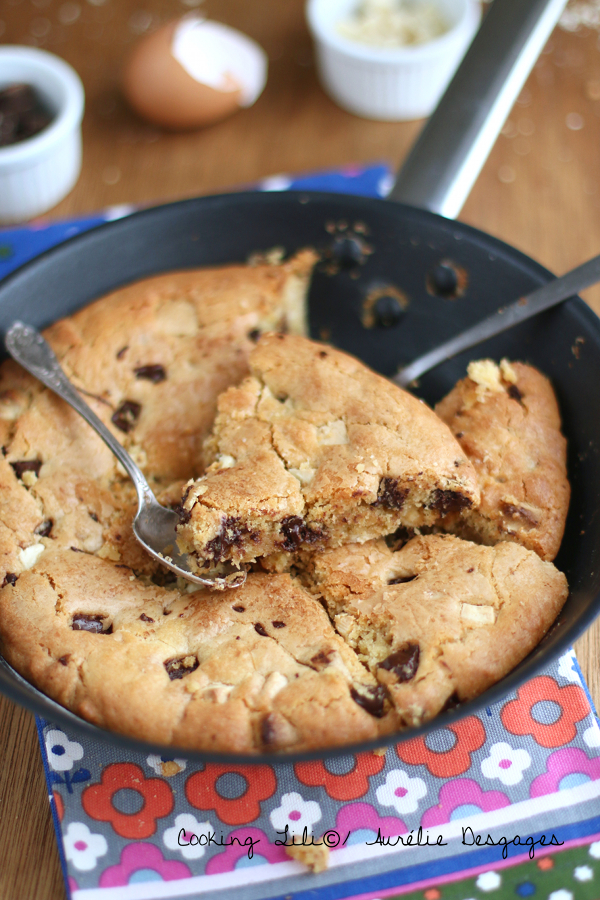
(467, 359), (503, 391)
(97, 543), (121, 562)
(286, 840), (329, 873)
(373, 746), (387, 756)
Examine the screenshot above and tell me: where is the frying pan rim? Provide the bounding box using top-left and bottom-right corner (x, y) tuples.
(0, 187), (599, 764)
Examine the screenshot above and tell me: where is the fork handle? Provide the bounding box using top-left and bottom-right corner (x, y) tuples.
(5, 322), (153, 507)
(393, 252), (600, 387)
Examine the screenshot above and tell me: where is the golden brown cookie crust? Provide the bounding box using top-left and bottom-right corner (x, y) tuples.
(435, 360), (570, 561)
(0, 555), (398, 753)
(177, 333), (480, 567)
(303, 534), (568, 727)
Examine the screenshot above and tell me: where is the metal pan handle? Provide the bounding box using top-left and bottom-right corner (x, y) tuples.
(388, 0), (568, 218)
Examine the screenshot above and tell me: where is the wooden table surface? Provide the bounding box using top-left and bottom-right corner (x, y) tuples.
(1, 1), (600, 896)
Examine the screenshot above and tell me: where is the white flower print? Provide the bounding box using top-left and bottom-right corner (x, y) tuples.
(163, 813), (213, 860)
(557, 649), (580, 683)
(589, 840), (600, 858)
(269, 792), (322, 837)
(375, 769), (427, 815)
(476, 871), (502, 891)
(45, 729), (84, 772)
(574, 865), (594, 882)
(64, 822), (107, 872)
(146, 754), (187, 777)
(548, 892), (573, 900)
(583, 722), (600, 749)
(480, 742), (531, 786)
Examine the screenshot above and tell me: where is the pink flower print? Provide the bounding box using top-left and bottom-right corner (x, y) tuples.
(336, 803), (407, 845)
(99, 843), (190, 888)
(421, 779), (510, 828)
(205, 827), (288, 874)
(530, 748), (600, 797)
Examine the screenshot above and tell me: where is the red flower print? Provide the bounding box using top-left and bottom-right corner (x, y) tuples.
(396, 716), (486, 777)
(185, 764), (277, 826)
(53, 791), (64, 822)
(81, 763), (173, 839)
(501, 677), (590, 748)
(294, 752), (386, 800)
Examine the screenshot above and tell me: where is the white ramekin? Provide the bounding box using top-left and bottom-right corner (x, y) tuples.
(0, 46), (85, 223)
(306, 0), (481, 121)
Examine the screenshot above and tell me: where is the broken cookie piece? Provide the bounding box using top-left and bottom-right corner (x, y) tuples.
(302, 534), (568, 727)
(435, 359), (570, 561)
(286, 840), (329, 873)
(176, 334), (479, 568)
(0, 551), (399, 753)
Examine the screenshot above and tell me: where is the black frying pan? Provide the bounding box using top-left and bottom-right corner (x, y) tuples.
(0, 0), (597, 763)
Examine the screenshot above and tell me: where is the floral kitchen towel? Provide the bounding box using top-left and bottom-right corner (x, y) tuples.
(36, 648), (600, 900)
(2, 165), (599, 900)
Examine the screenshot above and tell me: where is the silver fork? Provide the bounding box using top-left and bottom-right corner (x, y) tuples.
(393, 252), (600, 388)
(4, 322), (246, 591)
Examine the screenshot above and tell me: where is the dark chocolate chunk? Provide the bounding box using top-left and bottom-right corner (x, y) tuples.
(0, 84), (53, 147)
(441, 691), (461, 713)
(309, 649), (335, 669)
(35, 519), (53, 538)
(232, 605), (245, 612)
(11, 459), (42, 480)
(272, 620), (286, 628)
(2, 573), (18, 588)
(72, 614), (111, 634)
(134, 364), (167, 383)
(254, 623), (268, 637)
(384, 526), (414, 551)
(139, 613), (154, 623)
(280, 516), (323, 551)
(204, 516), (249, 561)
(508, 384), (523, 403)
(175, 503), (192, 525)
(430, 489), (473, 514)
(350, 685), (387, 718)
(378, 643), (420, 682)
(388, 574), (417, 585)
(500, 502), (538, 526)
(164, 656), (199, 680)
(318, 350), (328, 358)
(248, 329), (261, 342)
(373, 478), (409, 510)
(111, 400), (141, 433)
(261, 713), (277, 745)
(455, 432), (464, 439)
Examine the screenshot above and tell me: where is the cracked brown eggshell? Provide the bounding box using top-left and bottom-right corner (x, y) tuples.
(121, 17), (268, 130)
